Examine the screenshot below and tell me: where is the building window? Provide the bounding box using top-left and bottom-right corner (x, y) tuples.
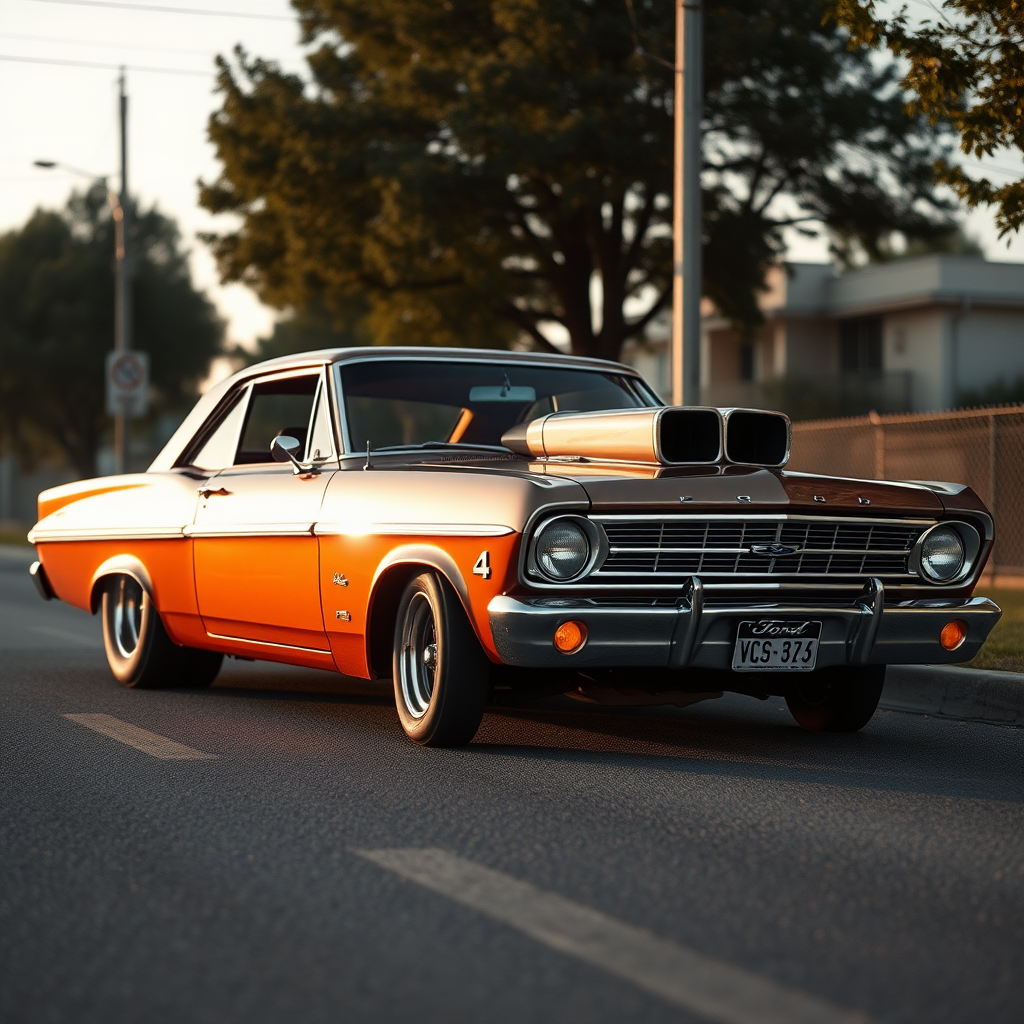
(739, 343), (755, 381)
(840, 317), (883, 373)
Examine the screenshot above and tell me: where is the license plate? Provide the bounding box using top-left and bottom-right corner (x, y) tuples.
(732, 620), (822, 672)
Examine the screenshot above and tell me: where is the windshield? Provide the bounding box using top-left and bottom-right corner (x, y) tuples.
(338, 359), (658, 451)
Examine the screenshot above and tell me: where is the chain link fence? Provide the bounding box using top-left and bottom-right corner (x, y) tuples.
(789, 405), (1024, 578)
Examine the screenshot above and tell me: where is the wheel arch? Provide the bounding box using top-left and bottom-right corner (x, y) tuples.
(366, 545), (473, 679)
(89, 555), (154, 614)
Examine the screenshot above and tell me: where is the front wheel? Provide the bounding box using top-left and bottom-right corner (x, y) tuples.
(393, 572), (489, 746)
(785, 665), (886, 733)
(101, 574), (223, 689)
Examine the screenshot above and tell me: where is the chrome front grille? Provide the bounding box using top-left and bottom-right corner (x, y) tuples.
(593, 515), (931, 581)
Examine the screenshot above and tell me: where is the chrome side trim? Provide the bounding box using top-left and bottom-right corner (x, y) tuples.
(31, 522), (511, 542)
(184, 523), (315, 538)
(205, 632), (331, 655)
(28, 526), (187, 543)
(315, 522), (514, 538)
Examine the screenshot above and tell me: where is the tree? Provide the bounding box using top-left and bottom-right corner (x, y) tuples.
(201, 0), (956, 360)
(828, 1), (1024, 238)
(0, 188), (223, 478)
(239, 295), (372, 366)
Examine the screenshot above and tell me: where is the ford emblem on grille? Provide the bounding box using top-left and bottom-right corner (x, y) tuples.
(749, 543), (798, 556)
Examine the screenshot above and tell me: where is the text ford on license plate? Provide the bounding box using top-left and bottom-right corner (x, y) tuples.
(732, 620), (822, 672)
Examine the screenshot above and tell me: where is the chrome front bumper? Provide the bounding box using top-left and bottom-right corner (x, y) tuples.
(487, 579), (1001, 671)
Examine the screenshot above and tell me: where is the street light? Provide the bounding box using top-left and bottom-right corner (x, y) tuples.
(33, 70), (132, 475)
(33, 162), (126, 268)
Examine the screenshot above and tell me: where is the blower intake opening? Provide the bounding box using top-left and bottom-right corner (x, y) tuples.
(658, 409), (722, 464)
(724, 410), (790, 467)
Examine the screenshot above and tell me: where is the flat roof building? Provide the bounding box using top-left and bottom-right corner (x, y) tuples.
(625, 255), (1024, 415)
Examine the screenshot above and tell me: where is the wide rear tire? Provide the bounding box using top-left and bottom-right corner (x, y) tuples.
(785, 665), (886, 733)
(101, 574), (223, 689)
(392, 572), (489, 746)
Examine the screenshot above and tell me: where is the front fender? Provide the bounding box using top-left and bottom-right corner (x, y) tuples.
(370, 544), (471, 608)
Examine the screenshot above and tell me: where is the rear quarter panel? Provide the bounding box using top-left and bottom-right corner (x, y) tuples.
(30, 473), (202, 639)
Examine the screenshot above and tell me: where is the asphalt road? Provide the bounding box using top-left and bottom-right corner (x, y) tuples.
(1, 545), (1022, 1024)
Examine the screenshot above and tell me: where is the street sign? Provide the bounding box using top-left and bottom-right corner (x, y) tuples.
(105, 350), (149, 418)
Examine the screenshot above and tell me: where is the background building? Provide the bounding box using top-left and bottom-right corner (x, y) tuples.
(626, 255), (1024, 415)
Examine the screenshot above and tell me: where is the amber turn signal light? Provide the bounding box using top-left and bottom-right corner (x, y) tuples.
(940, 619), (968, 651)
(553, 620), (587, 654)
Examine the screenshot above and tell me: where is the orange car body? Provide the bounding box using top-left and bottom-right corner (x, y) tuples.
(28, 347), (1001, 683)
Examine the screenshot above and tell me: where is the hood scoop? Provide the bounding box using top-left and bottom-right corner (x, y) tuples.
(501, 407), (791, 468)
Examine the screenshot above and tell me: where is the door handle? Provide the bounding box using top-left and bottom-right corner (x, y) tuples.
(197, 486), (231, 498)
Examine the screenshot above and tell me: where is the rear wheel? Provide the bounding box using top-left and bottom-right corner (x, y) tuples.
(785, 665), (885, 733)
(393, 572), (489, 746)
(101, 575), (223, 689)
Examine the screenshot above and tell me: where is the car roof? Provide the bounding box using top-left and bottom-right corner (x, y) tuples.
(148, 346), (643, 472)
(241, 345), (640, 377)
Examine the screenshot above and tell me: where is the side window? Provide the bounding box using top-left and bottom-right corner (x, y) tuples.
(306, 381), (336, 462)
(190, 391), (249, 472)
(235, 374), (319, 465)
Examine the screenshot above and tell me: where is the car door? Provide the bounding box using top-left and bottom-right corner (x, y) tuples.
(189, 368), (337, 651)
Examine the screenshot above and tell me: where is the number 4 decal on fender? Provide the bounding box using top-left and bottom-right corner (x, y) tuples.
(473, 551), (492, 580)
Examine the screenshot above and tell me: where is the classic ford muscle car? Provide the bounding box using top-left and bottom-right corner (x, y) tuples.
(28, 348), (1001, 745)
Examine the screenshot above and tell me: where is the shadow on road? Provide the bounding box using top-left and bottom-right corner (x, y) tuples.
(198, 659), (1024, 804)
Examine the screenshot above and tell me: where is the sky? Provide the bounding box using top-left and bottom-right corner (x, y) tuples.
(0, 0), (306, 351)
(2, 0), (1023, 355)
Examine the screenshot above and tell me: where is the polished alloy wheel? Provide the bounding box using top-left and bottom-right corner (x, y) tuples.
(110, 576), (145, 659)
(391, 571), (489, 746)
(398, 590), (437, 718)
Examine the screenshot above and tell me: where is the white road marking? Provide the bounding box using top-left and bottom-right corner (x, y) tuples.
(355, 848), (873, 1024)
(63, 714), (216, 760)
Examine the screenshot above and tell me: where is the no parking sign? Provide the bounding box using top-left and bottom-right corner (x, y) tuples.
(105, 350), (150, 417)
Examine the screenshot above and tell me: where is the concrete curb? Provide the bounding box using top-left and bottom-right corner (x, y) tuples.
(883, 665), (1024, 726)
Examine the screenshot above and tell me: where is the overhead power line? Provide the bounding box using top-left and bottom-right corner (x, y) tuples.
(0, 53), (212, 76)
(4, 30), (215, 58)
(30, 0), (294, 20)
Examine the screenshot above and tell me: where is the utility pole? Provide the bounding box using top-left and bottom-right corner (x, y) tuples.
(671, 0), (702, 407)
(112, 68), (131, 474)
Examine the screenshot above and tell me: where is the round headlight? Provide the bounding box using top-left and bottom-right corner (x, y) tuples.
(920, 526), (965, 582)
(534, 519), (592, 581)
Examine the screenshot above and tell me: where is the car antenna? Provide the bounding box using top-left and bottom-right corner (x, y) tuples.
(364, 440), (372, 471)
(501, 370), (512, 397)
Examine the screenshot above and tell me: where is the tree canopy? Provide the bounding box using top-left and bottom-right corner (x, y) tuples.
(828, 1), (1024, 238)
(0, 188), (223, 478)
(201, 0), (957, 360)
(239, 295), (372, 367)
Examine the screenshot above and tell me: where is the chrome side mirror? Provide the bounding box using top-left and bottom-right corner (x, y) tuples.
(270, 435), (318, 475)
